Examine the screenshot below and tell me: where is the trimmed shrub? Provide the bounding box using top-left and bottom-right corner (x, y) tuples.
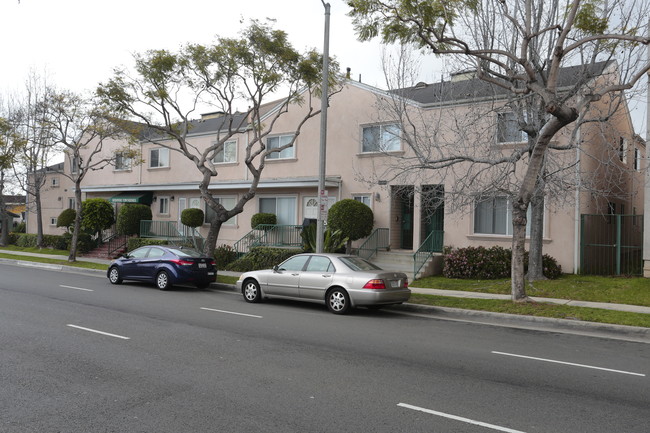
(81, 198), (115, 235)
(7, 232), (19, 245)
(251, 213), (276, 229)
(117, 204), (152, 236)
(214, 244), (237, 268)
(56, 208), (76, 232)
(327, 199), (373, 253)
(74, 233), (96, 254)
(43, 234), (67, 250)
(225, 246), (302, 272)
(127, 237), (169, 252)
(13, 222), (26, 233)
(181, 208), (204, 228)
(443, 246), (562, 280)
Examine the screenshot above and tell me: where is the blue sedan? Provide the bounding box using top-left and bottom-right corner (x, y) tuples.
(107, 246), (217, 290)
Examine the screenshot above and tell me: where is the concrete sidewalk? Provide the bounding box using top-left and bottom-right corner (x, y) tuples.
(2, 249), (649, 315)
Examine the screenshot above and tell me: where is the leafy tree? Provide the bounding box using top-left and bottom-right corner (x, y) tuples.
(181, 208), (204, 228)
(116, 204), (152, 236)
(56, 208), (76, 233)
(81, 198), (115, 239)
(0, 116), (25, 246)
(348, 0), (650, 301)
(327, 199), (374, 254)
(97, 20), (340, 257)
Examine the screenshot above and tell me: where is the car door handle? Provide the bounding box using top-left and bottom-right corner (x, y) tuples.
(292, 273), (300, 276)
(322, 274), (331, 278)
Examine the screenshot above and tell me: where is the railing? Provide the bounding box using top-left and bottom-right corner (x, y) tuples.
(140, 220), (206, 251)
(106, 233), (128, 258)
(356, 228), (390, 260)
(234, 224), (304, 255)
(580, 214), (643, 275)
(413, 230), (444, 278)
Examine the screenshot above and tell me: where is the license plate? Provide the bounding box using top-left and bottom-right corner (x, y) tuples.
(390, 280), (400, 288)
(199, 263), (207, 268)
(208, 272), (215, 276)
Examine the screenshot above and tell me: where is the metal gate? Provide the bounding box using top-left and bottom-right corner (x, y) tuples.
(580, 214), (644, 275)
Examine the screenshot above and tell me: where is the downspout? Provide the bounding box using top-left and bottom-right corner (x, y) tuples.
(573, 126), (581, 274)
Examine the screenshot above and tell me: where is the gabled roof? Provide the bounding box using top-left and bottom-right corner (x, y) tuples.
(394, 61), (612, 106)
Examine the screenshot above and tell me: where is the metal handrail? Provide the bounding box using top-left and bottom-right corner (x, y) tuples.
(356, 228), (389, 260)
(106, 233), (128, 258)
(413, 230), (443, 278)
(234, 224), (304, 255)
(140, 220), (206, 250)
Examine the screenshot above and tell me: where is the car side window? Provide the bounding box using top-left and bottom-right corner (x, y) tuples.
(129, 247), (150, 259)
(305, 256), (334, 272)
(148, 248), (166, 259)
(279, 255), (310, 271)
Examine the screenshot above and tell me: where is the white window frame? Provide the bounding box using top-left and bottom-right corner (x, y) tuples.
(352, 194), (372, 208)
(204, 196), (237, 226)
(51, 177), (60, 188)
(619, 137), (628, 164)
(473, 196), (535, 236)
(258, 196), (297, 225)
(496, 112), (526, 144)
(50, 217), (58, 226)
(266, 134), (295, 160)
(212, 139), (237, 164)
(68, 198), (76, 209)
(115, 151), (132, 171)
(158, 196), (170, 215)
(149, 148), (170, 169)
(634, 147), (641, 171)
(361, 123), (401, 153)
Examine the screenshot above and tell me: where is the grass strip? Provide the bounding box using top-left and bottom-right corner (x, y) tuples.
(408, 294), (650, 328)
(0, 253), (107, 271)
(0, 246), (69, 255)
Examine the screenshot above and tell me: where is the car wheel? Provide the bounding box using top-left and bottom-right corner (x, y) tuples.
(156, 270), (172, 291)
(326, 287), (350, 315)
(243, 279), (262, 303)
(108, 267), (122, 284)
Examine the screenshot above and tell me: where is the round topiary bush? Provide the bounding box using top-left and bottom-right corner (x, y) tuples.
(327, 199), (374, 253)
(181, 208), (205, 228)
(56, 208), (77, 232)
(116, 204), (153, 236)
(81, 198), (115, 235)
(251, 212), (276, 229)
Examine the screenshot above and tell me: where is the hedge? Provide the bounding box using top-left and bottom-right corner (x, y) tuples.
(225, 247), (302, 272)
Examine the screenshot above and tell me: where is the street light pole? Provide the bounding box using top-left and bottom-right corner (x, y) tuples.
(316, 1), (330, 254)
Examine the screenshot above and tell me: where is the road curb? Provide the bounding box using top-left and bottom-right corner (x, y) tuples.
(0, 258), (107, 276)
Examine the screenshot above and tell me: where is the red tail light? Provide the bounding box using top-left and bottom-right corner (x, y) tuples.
(170, 259), (193, 266)
(363, 279), (386, 289)
(404, 279), (409, 288)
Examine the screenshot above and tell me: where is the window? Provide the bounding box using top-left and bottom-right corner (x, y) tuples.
(278, 255), (310, 271)
(267, 135), (295, 159)
(51, 177), (60, 187)
(497, 112), (525, 143)
(158, 197), (170, 215)
(259, 196), (297, 225)
(50, 217), (57, 226)
(474, 196), (534, 236)
(71, 157), (79, 174)
(362, 123), (400, 152)
(68, 198), (76, 209)
(115, 152), (132, 170)
(353, 194), (371, 207)
(634, 147), (641, 171)
(150, 148), (169, 168)
(306, 256), (335, 272)
(618, 137), (628, 164)
(212, 140), (237, 164)
(205, 196), (237, 226)
(148, 247), (166, 259)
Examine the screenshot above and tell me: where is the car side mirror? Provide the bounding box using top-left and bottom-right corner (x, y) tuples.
(273, 265), (279, 272)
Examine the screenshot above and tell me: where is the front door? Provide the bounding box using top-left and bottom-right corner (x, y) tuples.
(395, 186), (414, 249)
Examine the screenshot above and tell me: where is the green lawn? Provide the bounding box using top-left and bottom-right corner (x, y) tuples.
(411, 274), (650, 307)
(0, 245), (69, 255)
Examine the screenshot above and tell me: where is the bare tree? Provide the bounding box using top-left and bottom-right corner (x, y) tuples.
(43, 89), (136, 262)
(97, 20), (340, 257)
(348, 0), (650, 301)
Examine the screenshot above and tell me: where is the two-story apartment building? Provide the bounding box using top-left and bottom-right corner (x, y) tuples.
(28, 62), (644, 275)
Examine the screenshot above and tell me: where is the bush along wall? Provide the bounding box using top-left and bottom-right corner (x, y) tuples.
(443, 246), (562, 280)
(225, 247), (302, 272)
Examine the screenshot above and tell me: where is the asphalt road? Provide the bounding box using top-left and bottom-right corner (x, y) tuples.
(1, 262), (649, 433)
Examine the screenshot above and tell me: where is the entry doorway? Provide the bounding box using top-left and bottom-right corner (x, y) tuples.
(391, 186), (414, 250)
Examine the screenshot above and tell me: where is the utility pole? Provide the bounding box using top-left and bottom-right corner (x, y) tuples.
(316, 1), (330, 254)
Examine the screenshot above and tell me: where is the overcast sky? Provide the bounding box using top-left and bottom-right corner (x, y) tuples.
(0, 0), (646, 137)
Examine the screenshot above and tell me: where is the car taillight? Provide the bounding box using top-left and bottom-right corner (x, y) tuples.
(170, 259), (193, 266)
(404, 278), (409, 288)
(363, 279), (386, 289)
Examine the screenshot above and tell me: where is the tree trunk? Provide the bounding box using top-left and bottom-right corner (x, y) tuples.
(34, 188), (44, 249)
(511, 200), (529, 302)
(68, 186), (83, 262)
(204, 219), (223, 258)
(527, 190), (546, 281)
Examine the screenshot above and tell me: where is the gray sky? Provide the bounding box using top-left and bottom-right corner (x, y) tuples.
(1, 0), (646, 137)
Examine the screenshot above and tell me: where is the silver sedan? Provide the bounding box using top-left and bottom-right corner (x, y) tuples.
(236, 253), (410, 314)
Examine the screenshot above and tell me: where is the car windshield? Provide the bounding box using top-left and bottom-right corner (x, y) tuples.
(167, 248), (202, 257)
(339, 256), (383, 271)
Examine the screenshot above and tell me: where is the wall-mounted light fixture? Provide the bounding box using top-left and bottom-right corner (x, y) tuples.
(153, 196), (157, 202)
(170, 196), (175, 201)
(374, 192), (381, 202)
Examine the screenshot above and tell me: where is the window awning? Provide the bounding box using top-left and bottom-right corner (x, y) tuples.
(109, 192), (153, 205)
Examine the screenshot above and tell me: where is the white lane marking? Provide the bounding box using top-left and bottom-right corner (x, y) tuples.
(200, 307), (262, 319)
(492, 351), (645, 377)
(60, 285), (94, 292)
(398, 403), (526, 433)
(67, 324), (130, 340)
